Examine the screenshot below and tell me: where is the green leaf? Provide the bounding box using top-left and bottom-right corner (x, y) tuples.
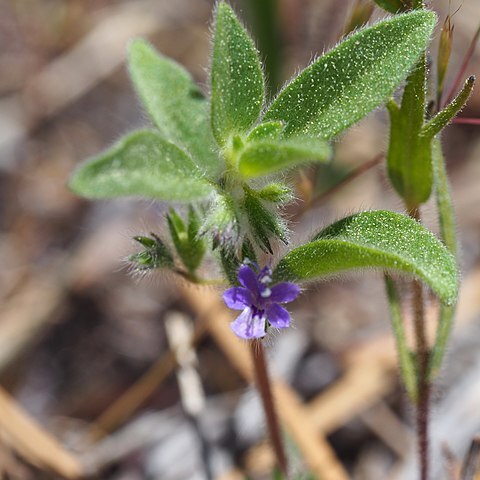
(211, 2), (265, 147)
(385, 275), (417, 400)
(273, 210), (458, 305)
(238, 137), (330, 178)
(244, 0), (282, 95)
(69, 130), (213, 201)
(263, 10), (436, 139)
(128, 39), (220, 177)
(167, 207), (206, 274)
(386, 55), (432, 207)
(422, 76), (475, 139)
(372, 0), (407, 13)
(247, 121), (284, 142)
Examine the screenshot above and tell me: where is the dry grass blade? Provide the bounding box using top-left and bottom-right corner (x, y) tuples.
(306, 361), (395, 434)
(88, 317), (208, 441)
(0, 388), (83, 478)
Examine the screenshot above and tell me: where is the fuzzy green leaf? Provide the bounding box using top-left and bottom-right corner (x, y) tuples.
(273, 210), (458, 305)
(238, 137), (330, 178)
(386, 55), (432, 206)
(211, 2), (265, 147)
(263, 10), (436, 139)
(69, 130), (212, 201)
(128, 39), (220, 177)
(247, 121), (284, 142)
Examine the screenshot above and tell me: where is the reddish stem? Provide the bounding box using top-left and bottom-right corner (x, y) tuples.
(250, 339), (288, 477)
(410, 207), (431, 480)
(452, 117), (480, 125)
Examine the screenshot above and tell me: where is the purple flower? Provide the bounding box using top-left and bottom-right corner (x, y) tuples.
(223, 262), (300, 339)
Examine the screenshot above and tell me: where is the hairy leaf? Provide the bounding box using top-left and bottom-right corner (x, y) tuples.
(238, 137), (330, 178)
(263, 10), (436, 139)
(247, 121), (284, 142)
(211, 2), (264, 147)
(69, 130), (213, 201)
(386, 55), (431, 207)
(273, 210), (458, 305)
(128, 39), (220, 177)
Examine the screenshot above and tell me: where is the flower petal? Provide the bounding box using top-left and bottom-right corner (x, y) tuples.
(238, 264), (259, 294)
(266, 304), (291, 328)
(223, 287), (254, 310)
(230, 308), (266, 339)
(269, 282), (300, 303)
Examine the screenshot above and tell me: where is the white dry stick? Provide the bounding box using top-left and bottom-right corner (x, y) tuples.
(165, 312), (206, 417)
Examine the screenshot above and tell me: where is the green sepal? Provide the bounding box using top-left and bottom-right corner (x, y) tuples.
(243, 187), (287, 253)
(129, 233), (174, 270)
(263, 10), (436, 139)
(385, 275), (418, 401)
(69, 130), (213, 202)
(167, 207), (206, 274)
(211, 2), (264, 147)
(247, 121), (284, 142)
(201, 193), (239, 249)
(422, 76), (475, 139)
(273, 210), (458, 306)
(238, 137), (330, 178)
(128, 39), (220, 177)
(256, 183), (294, 204)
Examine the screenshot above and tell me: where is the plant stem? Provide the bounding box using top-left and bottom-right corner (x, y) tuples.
(413, 279), (430, 480)
(250, 339), (288, 477)
(410, 206), (431, 480)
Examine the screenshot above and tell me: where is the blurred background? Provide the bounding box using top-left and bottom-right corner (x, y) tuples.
(1, 0), (480, 478)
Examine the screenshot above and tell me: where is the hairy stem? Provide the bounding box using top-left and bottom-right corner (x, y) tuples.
(410, 206), (431, 480)
(250, 339), (288, 476)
